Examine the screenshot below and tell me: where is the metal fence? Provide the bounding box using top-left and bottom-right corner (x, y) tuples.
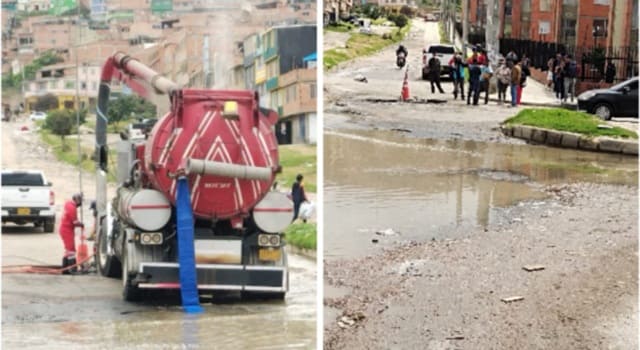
(499, 38), (638, 83)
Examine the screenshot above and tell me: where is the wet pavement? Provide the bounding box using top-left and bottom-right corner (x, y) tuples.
(2, 119), (317, 349)
(324, 128), (637, 259)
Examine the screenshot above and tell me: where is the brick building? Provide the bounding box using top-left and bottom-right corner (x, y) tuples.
(469, 0), (638, 49)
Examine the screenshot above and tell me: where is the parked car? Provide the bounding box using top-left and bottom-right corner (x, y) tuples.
(577, 77), (638, 120)
(126, 122), (147, 142)
(1, 169), (56, 232)
(29, 111), (47, 121)
(423, 44), (456, 79)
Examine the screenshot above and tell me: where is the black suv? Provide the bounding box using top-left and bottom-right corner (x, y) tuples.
(577, 77), (638, 120)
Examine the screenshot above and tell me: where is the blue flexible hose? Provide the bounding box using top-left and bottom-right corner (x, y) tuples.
(176, 176), (203, 313)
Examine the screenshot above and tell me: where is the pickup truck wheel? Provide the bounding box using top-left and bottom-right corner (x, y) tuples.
(43, 220), (54, 233)
(97, 224), (121, 278)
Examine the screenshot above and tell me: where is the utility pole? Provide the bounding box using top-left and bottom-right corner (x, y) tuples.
(462, 0), (469, 56)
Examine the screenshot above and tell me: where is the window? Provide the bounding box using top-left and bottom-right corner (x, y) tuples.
(310, 83), (316, 98)
(65, 81), (75, 89)
(593, 19), (608, 37)
(81, 82), (87, 90)
(539, 21), (551, 34)
(504, 0), (512, 16)
(49, 81), (56, 89)
(540, 0), (550, 11)
(92, 82), (97, 91)
(594, 0), (609, 4)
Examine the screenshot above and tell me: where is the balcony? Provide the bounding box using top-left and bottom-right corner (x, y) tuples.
(266, 76), (278, 91)
(263, 46), (277, 61)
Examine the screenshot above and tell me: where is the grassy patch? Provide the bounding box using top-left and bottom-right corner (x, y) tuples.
(324, 21), (412, 70)
(439, 21), (450, 44)
(40, 129), (118, 182)
(505, 108), (638, 139)
(372, 17), (388, 25)
(277, 144), (317, 193)
(40, 130), (95, 173)
(325, 22), (354, 33)
(285, 223), (316, 250)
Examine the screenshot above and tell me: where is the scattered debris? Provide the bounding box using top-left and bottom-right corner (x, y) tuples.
(597, 124), (613, 129)
(445, 336), (465, 340)
(391, 128), (412, 133)
(522, 265), (545, 272)
(354, 74), (368, 83)
(376, 228), (399, 236)
(371, 238), (379, 243)
(501, 296), (524, 303)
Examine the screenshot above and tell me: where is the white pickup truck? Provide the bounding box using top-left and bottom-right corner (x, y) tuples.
(1, 170), (56, 232)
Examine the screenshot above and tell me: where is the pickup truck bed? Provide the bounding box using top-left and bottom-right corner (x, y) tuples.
(1, 170), (56, 232)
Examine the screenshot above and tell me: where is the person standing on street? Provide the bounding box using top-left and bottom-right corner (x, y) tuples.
(59, 193), (84, 274)
(508, 59), (521, 107)
(428, 52), (445, 94)
(496, 58), (511, 105)
(479, 61), (493, 105)
(467, 58), (482, 105)
(291, 174), (308, 223)
(449, 52), (466, 100)
(564, 55), (578, 102)
(518, 56), (530, 105)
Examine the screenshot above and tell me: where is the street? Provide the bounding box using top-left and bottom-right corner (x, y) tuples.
(1, 120), (317, 349)
(324, 20), (638, 349)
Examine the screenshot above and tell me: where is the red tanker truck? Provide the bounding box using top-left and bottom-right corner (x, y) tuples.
(94, 53), (291, 303)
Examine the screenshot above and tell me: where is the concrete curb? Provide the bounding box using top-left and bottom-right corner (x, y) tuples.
(488, 98), (578, 109)
(500, 124), (638, 155)
(286, 245), (317, 261)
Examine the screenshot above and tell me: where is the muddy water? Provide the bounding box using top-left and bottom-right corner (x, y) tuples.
(3, 254), (316, 349)
(324, 129), (638, 259)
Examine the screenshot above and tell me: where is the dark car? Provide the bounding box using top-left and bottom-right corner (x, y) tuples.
(577, 77), (638, 120)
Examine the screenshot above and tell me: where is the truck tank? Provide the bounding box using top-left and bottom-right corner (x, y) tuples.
(94, 53), (291, 306)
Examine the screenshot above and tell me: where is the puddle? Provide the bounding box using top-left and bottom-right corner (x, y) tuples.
(324, 129), (638, 259)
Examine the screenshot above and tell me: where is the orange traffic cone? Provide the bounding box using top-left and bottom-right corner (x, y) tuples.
(401, 69), (410, 101)
(77, 227), (88, 271)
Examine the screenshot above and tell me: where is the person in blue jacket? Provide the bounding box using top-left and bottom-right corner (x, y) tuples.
(291, 174), (308, 222)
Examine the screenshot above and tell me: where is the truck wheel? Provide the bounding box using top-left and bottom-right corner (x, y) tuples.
(43, 220), (54, 233)
(122, 243), (142, 301)
(96, 224), (121, 278)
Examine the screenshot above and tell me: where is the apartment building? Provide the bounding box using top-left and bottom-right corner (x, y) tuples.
(275, 54), (317, 144)
(470, 0), (638, 49)
(324, 0), (354, 24)
(24, 62), (102, 112)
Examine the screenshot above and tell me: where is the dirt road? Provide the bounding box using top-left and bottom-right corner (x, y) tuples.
(1, 120), (317, 349)
(324, 19), (638, 349)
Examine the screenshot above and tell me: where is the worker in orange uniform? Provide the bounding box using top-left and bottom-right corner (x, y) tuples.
(59, 193), (84, 274)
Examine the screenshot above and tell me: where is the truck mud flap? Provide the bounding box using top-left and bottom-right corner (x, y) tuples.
(137, 263), (287, 292)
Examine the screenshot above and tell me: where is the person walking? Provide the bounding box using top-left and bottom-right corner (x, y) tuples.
(467, 58), (482, 105)
(449, 52), (465, 100)
(564, 55), (578, 102)
(59, 193), (84, 274)
(508, 59), (521, 107)
(495, 58), (511, 105)
(428, 52), (445, 94)
(553, 53), (565, 101)
(291, 174), (308, 223)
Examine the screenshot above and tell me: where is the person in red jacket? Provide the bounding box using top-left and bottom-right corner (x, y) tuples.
(59, 193), (84, 274)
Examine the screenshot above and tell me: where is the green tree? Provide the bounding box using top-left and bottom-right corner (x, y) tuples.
(400, 5), (416, 18)
(107, 95), (157, 125)
(362, 3), (382, 20)
(44, 109), (74, 151)
(389, 13), (408, 28)
(34, 94), (59, 111)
